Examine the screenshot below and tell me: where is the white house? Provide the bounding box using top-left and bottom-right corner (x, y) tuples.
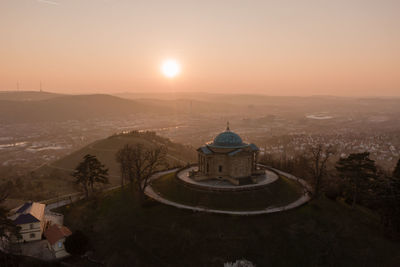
(9, 202), (46, 242)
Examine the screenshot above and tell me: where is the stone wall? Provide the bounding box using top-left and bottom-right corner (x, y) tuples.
(198, 145), (258, 180)
(200, 153), (253, 179)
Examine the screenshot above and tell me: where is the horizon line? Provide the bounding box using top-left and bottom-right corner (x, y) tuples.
(1, 90), (400, 99)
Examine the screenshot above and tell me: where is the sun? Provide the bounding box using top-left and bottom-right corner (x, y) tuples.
(161, 59), (181, 78)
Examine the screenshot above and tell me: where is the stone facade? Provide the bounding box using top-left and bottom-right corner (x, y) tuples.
(196, 125), (260, 185)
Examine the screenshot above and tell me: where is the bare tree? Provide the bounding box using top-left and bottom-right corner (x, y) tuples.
(116, 146), (132, 188)
(116, 144), (168, 202)
(308, 144), (335, 198)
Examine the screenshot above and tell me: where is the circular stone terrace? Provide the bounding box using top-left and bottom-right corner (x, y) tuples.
(146, 165), (312, 216)
(177, 166), (279, 192)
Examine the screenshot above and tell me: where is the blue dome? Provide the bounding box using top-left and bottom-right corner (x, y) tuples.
(211, 130), (244, 147)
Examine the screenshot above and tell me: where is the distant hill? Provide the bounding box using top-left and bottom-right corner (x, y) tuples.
(0, 91), (62, 101)
(2, 91), (400, 123)
(0, 92), (252, 123)
(0, 94), (162, 123)
(0, 92), (243, 123)
(117, 92), (400, 107)
(117, 92), (400, 118)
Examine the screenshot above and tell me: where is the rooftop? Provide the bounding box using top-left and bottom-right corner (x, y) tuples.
(44, 224), (72, 245)
(12, 202), (45, 225)
(208, 122), (248, 149)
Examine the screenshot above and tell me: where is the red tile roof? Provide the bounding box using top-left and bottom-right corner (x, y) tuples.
(44, 224), (72, 245)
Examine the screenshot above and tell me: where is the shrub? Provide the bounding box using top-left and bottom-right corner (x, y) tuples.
(64, 230), (89, 256)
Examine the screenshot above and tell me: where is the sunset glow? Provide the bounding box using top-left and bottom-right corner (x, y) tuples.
(0, 1), (399, 96)
(161, 59), (181, 78)
(1, 1), (400, 265)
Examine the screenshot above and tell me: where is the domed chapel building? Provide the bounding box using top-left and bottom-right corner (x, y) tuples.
(195, 123), (262, 185)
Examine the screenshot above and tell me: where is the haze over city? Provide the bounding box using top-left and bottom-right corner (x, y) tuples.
(1, 0), (400, 96)
(1, 1), (400, 266)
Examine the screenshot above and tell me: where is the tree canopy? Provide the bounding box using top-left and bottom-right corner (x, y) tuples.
(116, 143), (167, 202)
(72, 154), (109, 198)
(64, 230), (89, 256)
(335, 152), (377, 207)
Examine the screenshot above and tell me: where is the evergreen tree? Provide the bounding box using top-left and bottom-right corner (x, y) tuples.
(335, 152), (377, 208)
(72, 154), (109, 198)
(64, 230), (89, 255)
(374, 175), (400, 238)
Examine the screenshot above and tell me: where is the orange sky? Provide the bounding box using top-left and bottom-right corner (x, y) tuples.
(0, 0), (399, 96)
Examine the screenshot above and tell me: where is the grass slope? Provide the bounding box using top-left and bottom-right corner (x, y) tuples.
(60, 188), (400, 267)
(152, 172), (303, 211)
(34, 132), (196, 199)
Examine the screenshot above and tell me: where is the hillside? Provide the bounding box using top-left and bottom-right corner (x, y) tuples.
(32, 131), (196, 199)
(0, 94), (162, 123)
(0, 93), (246, 123)
(0, 91), (62, 101)
(117, 92), (400, 117)
(2, 92), (400, 123)
(59, 187), (400, 267)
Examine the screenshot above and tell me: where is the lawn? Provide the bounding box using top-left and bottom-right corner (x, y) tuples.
(60, 187), (400, 267)
(151, 172), (303, 211)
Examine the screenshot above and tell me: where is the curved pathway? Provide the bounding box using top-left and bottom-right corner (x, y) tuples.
(177, 167), (279, 191)
(145, 167), (312, 216)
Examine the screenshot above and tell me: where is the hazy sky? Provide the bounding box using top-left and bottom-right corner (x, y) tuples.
(0, 0), (399, 96)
